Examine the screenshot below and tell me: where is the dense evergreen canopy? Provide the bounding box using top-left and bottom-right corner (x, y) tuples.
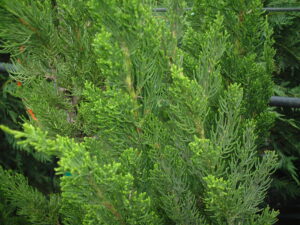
(0, 0), (282, 224)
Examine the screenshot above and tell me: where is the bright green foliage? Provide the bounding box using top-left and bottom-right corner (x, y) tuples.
(185, 0), (276, 146)
(0, 0), (279, 224)
(1, 124), (162, 225)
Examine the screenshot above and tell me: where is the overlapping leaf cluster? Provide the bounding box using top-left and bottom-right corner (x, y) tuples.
(0, 0), (279, 224)
(263, 0), (300, 203)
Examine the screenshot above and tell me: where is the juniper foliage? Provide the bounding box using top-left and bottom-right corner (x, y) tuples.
(0, 52), (60, 224)
(264, 0), (300, 202)
(0, 0), (279, 224)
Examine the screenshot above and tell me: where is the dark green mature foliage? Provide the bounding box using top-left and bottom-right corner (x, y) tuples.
(0, 0), (101, 138)
(0, 0), (279, 224)
(0, 51), (28, 224)
(0, 54), (59, 224)
(264, 0), (300, 203)
(0, 66), (27, 225)
(0, 54), (23, 164)
(265, 0), (300, 77)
